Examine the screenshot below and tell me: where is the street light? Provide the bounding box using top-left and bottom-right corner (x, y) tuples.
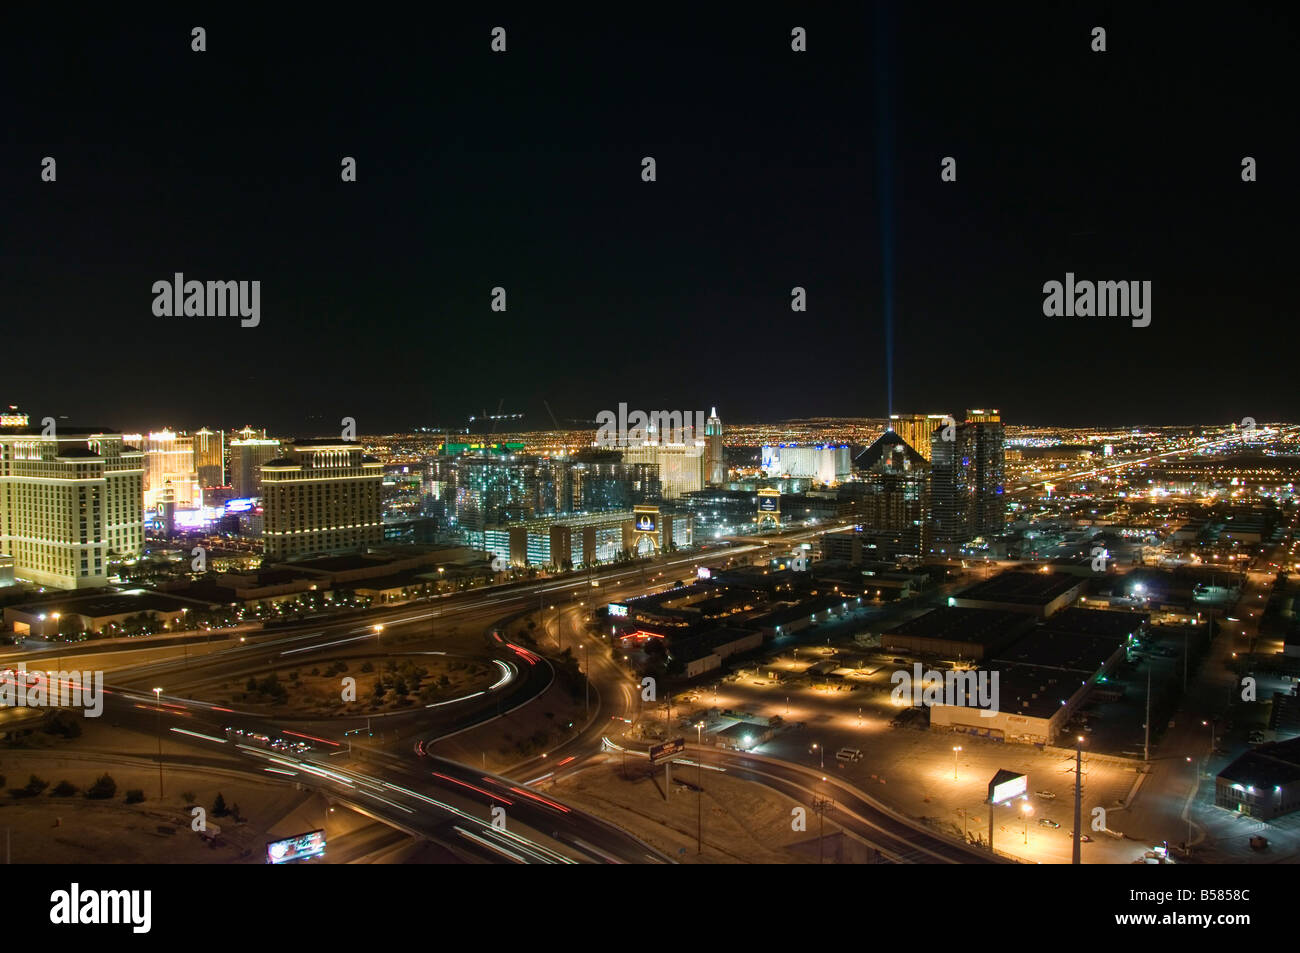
(1021, 800), (1033, 845)
(953, 745), (962, 781)
(152, 687), (165, 798)
(373, 623), (384, 649)
(580, 644), (589, 719)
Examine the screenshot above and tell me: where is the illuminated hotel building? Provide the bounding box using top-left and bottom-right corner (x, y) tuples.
(261, 440), (383, 560)
(759, 443), (850, 485)
(621, 429), (707, 500)
(0, 425), (144, 589)
(193, 426), (225, 488)
(928, 408), (1006, 551)
(453, 454), (540, 548)
(705, 407), (725, 486)
(142, 430), (199, 508)
(965, 409), (1006, 538)
(888, 413), (950, 462)
(229, 437), (282, 497)
(481, 509), (692, 569)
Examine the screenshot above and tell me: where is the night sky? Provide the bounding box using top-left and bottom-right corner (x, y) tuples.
(3, 6), (1294, 434)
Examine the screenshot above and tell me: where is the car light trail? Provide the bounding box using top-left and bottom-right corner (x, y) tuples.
(455, 826), (526, 863)
(280, 729), (340, 747)
(169, 727), (227, 744)
(432, 772), (512, 805)
(426, 690), (485, 708)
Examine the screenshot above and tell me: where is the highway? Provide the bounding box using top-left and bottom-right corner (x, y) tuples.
(13, 518), (927, 864)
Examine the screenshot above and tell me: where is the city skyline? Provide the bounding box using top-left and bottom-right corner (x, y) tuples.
(3, 3), (1297, 893)
(3, 8), (1294, 432)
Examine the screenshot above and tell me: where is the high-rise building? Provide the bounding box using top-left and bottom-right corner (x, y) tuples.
(229, 437), (282, 497)
(929, 424), (974, 553)
(0, 425), (144, 589)
(142, 430), (199, 508)
(568, 450), (661, 512)
(193, 426), (225, 488)
(261, 440), (383, 560)
(453, 454), (541, 548)
(888, 413), (950, 462)
(621, 443), (706, 499)
(855, 443), (931, 559)
(705, 407), (725, 486)
(965, 408), (1006, 538)
(928, 409), (1006, 551)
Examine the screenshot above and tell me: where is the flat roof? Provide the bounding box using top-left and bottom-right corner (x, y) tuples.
(994, 628), (1126, 674)
(887, 607), (1027, 646)
(955, 571), (1082, 606)
(1039, 607), (1148, 639)
(13, 592), (193, 617)
(1218, 738), (1300, 789)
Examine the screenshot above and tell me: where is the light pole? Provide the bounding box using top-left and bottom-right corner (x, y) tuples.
(52, 614), (61, 670)
(1072, 735), (1084, 864)
(580, 644), (589, 720)
(812, 742), (823, 769)
(1021, 800), (1033, 846)
(152, 687), (164, 799)
(953, 745), (962, 781)
(373, 623), (384, 650)
(695, 721), (705, 855)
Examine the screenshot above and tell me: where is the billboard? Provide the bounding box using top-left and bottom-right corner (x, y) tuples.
(266, 829), (326, 864)
(696, 566), (712, 580)
(634, 513), (657, 532)
(759, 496), (778, 512)
(988, 770), (1027, 805)
(649, 738), (686, 763)
(608, 603), (628, 617)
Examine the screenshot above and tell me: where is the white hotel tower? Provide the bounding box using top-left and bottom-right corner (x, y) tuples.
(0, 417), (144, 589)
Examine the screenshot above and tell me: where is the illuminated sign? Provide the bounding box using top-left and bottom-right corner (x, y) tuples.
(635, 514), (656, 532)
(266, 829), (326, 864)
(696, 567), (712, 580)
(649, 738), (686, 763)
(608, 603), (628, 617)
(225, 498), (255, 513)
(759, 496), (778, 512)
(988, 770), (1027, 805)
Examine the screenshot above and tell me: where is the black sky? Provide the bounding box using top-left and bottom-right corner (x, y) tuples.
(2, 5), (1295, 434)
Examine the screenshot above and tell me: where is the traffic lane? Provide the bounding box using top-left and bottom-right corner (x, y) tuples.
(108, 699), (579, 863)
(423, 755), (669, 864)
(107, 687), (650, 864)
(691, 747), (1003, 864)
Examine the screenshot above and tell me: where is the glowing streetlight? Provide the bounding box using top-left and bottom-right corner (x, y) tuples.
(152, 687), (165, 798)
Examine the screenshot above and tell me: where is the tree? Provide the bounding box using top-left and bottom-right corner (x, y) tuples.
(52, 780), (78, 797)
(125, 789), (145, 804)
(24, 775), (49, 796)
(86, 773), (116, 799)
(212, 792), (229, 817)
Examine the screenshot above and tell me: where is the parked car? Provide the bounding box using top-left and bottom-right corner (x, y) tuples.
(1034, 790), (1056, 800)
(1038, 818), (1060, 829)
